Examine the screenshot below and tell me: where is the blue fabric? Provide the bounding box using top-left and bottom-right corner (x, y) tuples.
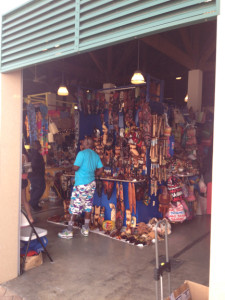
(27, 103), (37, 144)
(79, 111), (102, 140)
(135, 108), (140, 127)
(118, 112), (124, 128)
(169, 135), (175, 157)
(74, 149), (103, 186)
(93, 181), (162, 224)
(21, 237), (48, 254)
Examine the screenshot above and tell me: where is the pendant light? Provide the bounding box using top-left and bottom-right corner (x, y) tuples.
(131, 40), (146, 85)
(57, 60), (69, 96)
(57, 84), (69, 96)
(184, 94), (189, 102)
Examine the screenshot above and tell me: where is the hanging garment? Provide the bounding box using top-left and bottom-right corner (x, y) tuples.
(128, 182), (133, 213)
(158, 185), (170, 218)
(132, 183), (136, 214)
(36, 111), (42, 141)
(128, 182), (136, 214)
(27, 103), (38, 145)
(39, 104), (48, 155)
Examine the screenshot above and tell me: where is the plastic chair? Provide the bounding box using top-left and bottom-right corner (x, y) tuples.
(20, 209), (53, 274)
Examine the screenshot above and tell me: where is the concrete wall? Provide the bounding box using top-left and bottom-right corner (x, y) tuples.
(209, 1), (225, 299)
(0, 70), (23, 283)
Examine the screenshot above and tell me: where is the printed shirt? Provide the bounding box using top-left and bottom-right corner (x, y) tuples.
(74, 149), (103, 186)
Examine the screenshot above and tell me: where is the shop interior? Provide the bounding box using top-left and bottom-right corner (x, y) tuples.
(14, 17), (215, 298)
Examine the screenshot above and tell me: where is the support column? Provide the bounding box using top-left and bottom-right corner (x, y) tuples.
(103, 83), (115, 108)
(209, 1), (225, 299)
(0, 71), (23, 283)
(187, 69), (203, 112)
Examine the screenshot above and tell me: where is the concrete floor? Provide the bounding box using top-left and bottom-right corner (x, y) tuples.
(1, 203), (211, 300)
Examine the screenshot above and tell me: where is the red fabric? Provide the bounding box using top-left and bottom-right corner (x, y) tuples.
(48, 110), (60, 117)
(22, 173), (28, 179)
(20, 250), (38, 257)
(207, 182), (212, 215)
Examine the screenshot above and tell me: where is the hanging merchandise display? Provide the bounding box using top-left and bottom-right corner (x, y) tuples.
(26, 103), (38, 145)
(48, 79), (177, 246)
(44, 76), (212, 246)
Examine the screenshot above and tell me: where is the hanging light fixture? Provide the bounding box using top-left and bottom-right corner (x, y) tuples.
(131, 40), (146, 85)
(184, 94), (189, 102)
(74, 99), (78, 110)
(57, 60), (69, 96)
(57, 84), (69, 96)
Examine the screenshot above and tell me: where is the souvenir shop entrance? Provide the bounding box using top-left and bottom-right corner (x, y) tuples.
(1, 3), (224, 299)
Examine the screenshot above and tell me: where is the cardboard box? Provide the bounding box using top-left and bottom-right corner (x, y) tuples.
(165, 280), (209, 300)
(21, 252), (43, 271)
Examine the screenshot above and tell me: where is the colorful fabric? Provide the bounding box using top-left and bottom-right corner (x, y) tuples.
(69, 181), (96, 214)
(74, 149), (103, 186)
(167, 176), (183, 202)
(39, 104), (48, 155)
(27, 103), (37, 144)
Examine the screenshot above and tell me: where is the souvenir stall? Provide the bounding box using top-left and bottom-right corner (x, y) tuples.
(23, 93), (77, 201)
(162, 104), (213, 221)
(52, 76), (179, 245)
(44, 77), (210, 246)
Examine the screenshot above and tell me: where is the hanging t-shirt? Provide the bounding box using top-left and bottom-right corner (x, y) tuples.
(74, 149), (103, 186)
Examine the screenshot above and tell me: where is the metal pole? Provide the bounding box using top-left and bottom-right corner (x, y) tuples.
(155, 221), (160, 300)
(154, 220), (171, 300)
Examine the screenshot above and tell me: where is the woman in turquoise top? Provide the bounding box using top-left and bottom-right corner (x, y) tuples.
(58, 137), (103, 239)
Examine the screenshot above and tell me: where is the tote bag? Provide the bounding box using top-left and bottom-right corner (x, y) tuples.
(166, 201), (186, 223)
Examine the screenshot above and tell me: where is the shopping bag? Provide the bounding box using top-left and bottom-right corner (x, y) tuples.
(21, 252), (43, 271)
(167, 176), (183, 202)
(166, 201), (186, 223)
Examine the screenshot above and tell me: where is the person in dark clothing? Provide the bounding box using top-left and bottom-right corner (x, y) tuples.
(28, 140), (46, 211)
(21, 145), (34, 223)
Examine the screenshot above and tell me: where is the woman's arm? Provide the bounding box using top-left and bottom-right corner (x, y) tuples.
(95, 167), (103, 177)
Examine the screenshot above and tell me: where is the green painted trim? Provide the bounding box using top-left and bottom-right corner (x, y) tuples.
(80, 0), (114, 13)
(2, 13), (75, 40)
(216, 0), (220, 14)
(74, 0), (80, 52)
(1, 0), (219, 72)
(3, 1), (74, 31)
(1, 47), (76, 72)
(1, 28), (75, 52)
(1, 37), (74, 62)
(3, 0), (55, 26)
(79, 3), (218, 46)
(79, 14), (217, 52)
(80, 0), (169, 22)
(79, 1), (215, 35)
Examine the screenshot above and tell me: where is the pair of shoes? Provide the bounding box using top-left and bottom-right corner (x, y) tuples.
(81, 226), (89, 237)
(58, 229), (73, 239)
